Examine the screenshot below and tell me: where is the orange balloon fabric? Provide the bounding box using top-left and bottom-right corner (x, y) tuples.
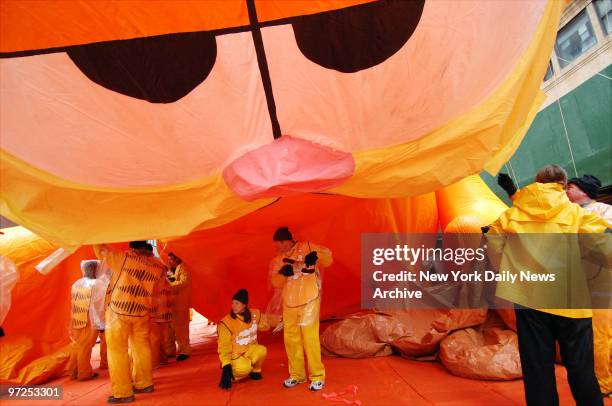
(440, 327), (522, 381)
(0, 178), (519, 385)
(0, 0), (564, 246)
(160, 193), (439, 321)
(0, 227), (95, 384)
(321, 309), (488, 359)
(436, 175), (508, 233)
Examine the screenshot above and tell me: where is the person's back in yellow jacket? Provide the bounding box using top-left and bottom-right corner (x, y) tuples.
(488, 165), (609, 406)
(489, 182), (609, 318)
(95, 241), (166, 404)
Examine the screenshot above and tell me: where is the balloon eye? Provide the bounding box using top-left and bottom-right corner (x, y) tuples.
(68, 31), (217, 103)
(291, 0), (425, 73)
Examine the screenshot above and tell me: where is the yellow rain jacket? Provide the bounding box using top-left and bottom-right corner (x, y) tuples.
(94, 246), (166, 398)
(71, 278), (95, 329)
(217, 309), (269, 364)
(217, 309), (269, 380)
(489, 182), (610, 319)
(95, 247), (166, 317)
(270, 241), (332, 308)
(269, 241), (332, 382)
(152, 278), (173, 323)
(169, 263), (192, 310)
(583, 201), (612, 225)
(580, 200), (612, 394)
(68, 277), (98, 380)
(167, 262), (192, 356)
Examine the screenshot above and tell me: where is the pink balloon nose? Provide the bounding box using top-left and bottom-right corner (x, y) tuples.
(223, 136), (355, 201)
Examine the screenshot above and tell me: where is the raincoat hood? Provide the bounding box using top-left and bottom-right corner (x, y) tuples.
(510, 183), (573, 225)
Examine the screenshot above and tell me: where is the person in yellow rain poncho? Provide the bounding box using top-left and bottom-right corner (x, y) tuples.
(94, 241), (166, 404)
(498, 171), (612, 399)
(150, 275), (173, 368)
(269, 227), (332, 391)
(488, 165), (610, 406)
(217, 289), (269, 390)
(166, 252), (192, 362)
(566, 174), (612, 398)
(90, 262), (111, 371)
(67, 260), (101, 381)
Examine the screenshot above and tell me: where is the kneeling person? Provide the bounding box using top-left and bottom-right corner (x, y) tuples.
(218, 289), (269, 390)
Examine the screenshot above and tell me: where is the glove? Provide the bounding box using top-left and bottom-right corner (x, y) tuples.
(481, 226), (490, 234)
(301, 267), (315, 274)
(497, 173), (517, 197)
(219, 364), (234, 390)
(282, 258), (295, 264)
(279, 264), (294, 277)
(304, 251), (318, 267)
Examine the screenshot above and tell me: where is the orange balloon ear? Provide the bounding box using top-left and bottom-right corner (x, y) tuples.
(0, 1), (248, 53)
(254, 0), (374, 23)
(0, 0), (377, 53)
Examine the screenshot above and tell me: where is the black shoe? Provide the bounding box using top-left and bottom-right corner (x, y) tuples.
(79, 372), (99, 381)
(107, 396), (135, 404)
(249, 372), (262, 380)
(133, 385), (154, 394)
(176, 354), (190, 362)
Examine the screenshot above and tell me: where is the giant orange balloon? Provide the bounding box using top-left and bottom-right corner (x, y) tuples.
(0, 0), (563, 245)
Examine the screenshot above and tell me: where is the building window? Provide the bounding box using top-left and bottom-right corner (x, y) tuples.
(555, 10), (598, 68)
(544, 60), (554, 81)
(594, 0), (612, 36)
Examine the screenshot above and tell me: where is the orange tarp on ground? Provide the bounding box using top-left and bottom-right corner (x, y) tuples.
(1, 319), (599, 406)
